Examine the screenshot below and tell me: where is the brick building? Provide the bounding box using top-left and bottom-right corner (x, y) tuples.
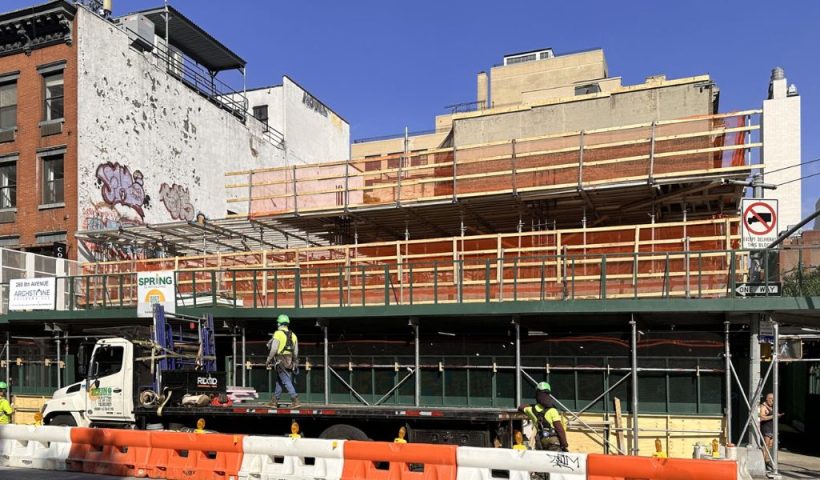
(0, 0), (349, 260)
(0, 1), (78, 257)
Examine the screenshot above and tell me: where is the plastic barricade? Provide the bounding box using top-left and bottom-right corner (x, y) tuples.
(456, 446), (587, 480)
(150, 430), (244, 480)
(341, 440), (457, 480)
(587, 453), (738, 480)
(0, 424), (72, 471)
(239, 436), (345, 480)
(67, 427), (153, 477)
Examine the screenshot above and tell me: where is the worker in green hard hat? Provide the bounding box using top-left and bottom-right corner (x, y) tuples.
(518, 382), (568, 452)
(265, 314), (300, 408)
(0, 381), (13, 424)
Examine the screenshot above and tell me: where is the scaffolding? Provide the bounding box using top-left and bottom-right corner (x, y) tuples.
(225, 111), (760, 241)
(71, 217), (742, 309)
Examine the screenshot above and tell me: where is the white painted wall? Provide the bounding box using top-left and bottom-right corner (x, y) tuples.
(282, 76), (349, 165)
(75, 9), (285, 235)
(243, 78), (349, 167)
(762, 75), (802, 233)
(245, 86), (284, 136)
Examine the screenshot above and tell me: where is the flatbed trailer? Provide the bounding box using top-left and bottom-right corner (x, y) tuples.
(135, 403), (518, 446)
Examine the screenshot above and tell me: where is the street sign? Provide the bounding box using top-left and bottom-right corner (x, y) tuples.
(735, 282), (781, 297)
(741, 198), (778, 249)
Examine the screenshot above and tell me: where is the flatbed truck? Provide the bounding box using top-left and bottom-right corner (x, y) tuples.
(41, 306), (517, 447)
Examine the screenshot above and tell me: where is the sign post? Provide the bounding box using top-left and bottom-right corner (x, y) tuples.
(137, 271), (176, 318)
(741, 198), (779, 249)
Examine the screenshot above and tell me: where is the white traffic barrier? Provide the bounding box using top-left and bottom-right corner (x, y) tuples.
(456, 446), (587, 480)
(0, 424), (72, 471)
(239, 436), (345, 480)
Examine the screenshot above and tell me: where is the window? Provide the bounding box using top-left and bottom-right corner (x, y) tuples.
(505, 53), (537, 65)
(41, 153), (64, 205)
(575, 83), (601, 96)
(92, 345), (124, 377)
(0, 81), (16, 130)
(0, 160), (16, 209)
(253, 105), (269, 131)
(43, 72), (64, 121)
(252, 105), (269, 123)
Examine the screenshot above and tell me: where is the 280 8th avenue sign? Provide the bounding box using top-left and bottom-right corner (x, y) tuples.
(137, 271), (176, 318)
(9, 277), (56, 311)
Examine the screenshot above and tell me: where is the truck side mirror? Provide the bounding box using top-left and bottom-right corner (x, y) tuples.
(77, 344), (88, 377)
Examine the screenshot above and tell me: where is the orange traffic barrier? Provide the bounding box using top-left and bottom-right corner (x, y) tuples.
(587, 453), (737, 480)
(341, 440), (457, 480)
(68, 428), (152, 477)
(150, 430), (244, 480)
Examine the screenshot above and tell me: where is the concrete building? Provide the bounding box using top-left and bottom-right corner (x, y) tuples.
(0, 0), (349, 260)
(352, 48), (718, 157)
(244, 77), (349, 166)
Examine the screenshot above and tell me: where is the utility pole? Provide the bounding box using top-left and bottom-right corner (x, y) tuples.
(723, 173), (776, 448)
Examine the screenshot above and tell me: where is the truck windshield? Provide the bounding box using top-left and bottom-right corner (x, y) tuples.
(93, 346), (124, 377)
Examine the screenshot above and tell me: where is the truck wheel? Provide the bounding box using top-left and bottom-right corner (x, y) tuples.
(47, 414), (77, 427)
(319, 424), (369, 441)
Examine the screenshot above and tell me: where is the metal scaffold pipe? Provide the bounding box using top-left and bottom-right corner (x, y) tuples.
(724, 320), (732, 443)
(772, 321), (780, 476)
(514, 317), (521, 407)
(630, 315), (639, 455)
(411, 318), (420, 407)
(323, 322), (330, 405)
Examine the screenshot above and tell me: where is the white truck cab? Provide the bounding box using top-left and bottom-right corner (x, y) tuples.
(43, 338), (136, 427)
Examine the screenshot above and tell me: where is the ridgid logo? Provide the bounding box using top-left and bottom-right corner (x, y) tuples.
(197, 376), (218, 388)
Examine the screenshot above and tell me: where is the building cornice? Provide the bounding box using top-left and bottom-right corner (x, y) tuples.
(0, 1), (76, 57)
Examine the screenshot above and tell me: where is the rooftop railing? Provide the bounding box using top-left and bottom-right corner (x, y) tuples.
(228, 111), (761, 218)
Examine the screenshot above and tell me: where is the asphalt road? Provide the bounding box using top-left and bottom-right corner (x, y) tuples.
(0, 467), (134, 479)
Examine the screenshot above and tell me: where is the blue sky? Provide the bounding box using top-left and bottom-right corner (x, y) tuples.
(10, 0), (820, 217)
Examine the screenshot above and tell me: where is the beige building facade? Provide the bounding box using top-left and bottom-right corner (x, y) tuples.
(352, 48), (718, 158)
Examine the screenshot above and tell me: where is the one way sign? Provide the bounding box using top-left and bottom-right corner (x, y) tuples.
(735, 282), (781, 297)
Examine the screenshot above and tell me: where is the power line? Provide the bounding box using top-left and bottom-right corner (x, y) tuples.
(766, 157), (820, 175)
(776, 171), (820, 187)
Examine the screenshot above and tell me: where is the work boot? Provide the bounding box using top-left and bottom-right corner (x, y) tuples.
(269, 398), (279, 408)
(291, 395), (301, 408)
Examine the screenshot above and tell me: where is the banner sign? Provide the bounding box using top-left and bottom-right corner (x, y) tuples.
(9, 277), (56, 311)
(137, 271), (176, 318)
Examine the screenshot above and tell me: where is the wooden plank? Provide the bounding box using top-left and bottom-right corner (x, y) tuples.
(614, 397), (625, 454)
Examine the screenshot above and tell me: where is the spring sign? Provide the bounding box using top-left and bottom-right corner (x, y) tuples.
(137, 271), (176, 317)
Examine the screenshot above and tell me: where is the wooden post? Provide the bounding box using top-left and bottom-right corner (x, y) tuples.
(614, 397), (625, 454)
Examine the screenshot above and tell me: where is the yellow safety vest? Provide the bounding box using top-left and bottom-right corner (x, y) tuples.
(0, 398), (12, 424)
(273, 329), (297, 355)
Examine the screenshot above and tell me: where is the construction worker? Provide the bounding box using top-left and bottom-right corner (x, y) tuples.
(518, 382), (568, 452)
(0, 381), (13, 424)
(266, 314), (300, 408)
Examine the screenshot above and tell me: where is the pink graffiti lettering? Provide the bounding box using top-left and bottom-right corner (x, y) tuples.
(159, 183), (195, 221)
(96, 162), (147, 218)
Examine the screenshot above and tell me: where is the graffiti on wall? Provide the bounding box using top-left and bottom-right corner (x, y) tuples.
(95, 162), (150, 218)
(82, 203), (143, 231)
(302, 91), (328, 117)
(159, 183), (195, 221)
